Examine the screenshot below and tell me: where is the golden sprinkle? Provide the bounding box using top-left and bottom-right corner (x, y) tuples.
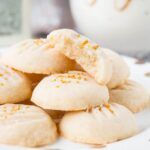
(98, 106), (102, 111)
(34, 39), (44, 45)
(104, 103), (114, 113)
(61, 80), (71, 84)
(93, 44), (99, 50)
(45, 44), (54, 49)
(64, 38), (73, 45)
(76, 34), (81, 38)
(86, 43), (98, 50)
(56, 85), (60, 88)
(80, 40), (89, 49)
(51, 73), (88, 84)
(11, 105), (21, 113)
(0, 83), (4, 86)
(2, 106), (7, 112)
(0, 105), (23, 120)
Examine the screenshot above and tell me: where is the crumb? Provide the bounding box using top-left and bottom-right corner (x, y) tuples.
(144, 11), (149, 16)
(135, 59), (145, 64)
(145, 72), (150, 77)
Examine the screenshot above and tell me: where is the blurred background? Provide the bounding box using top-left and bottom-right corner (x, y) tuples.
(0, 0), (150, 61)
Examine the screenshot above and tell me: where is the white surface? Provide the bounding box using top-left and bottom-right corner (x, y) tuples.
(0, 48), (150, 150)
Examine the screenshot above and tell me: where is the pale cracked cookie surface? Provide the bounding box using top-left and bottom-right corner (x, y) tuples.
(1, 39), (78, 74)
(60, 103), (138, 145)
(0, 64), (32, 104)
(109, 80), (150, 113)
(47, 29), (129, 88)
(31, 71), (109, 111)
(0, 104), (57, 147)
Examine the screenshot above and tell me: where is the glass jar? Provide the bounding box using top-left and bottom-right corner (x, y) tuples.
(0, 0), (30, 46)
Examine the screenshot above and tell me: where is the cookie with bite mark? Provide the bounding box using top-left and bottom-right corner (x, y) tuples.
(47, 29), (129, 88)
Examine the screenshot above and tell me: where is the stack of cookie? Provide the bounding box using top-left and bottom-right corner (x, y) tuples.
(0, 29), (149, 147)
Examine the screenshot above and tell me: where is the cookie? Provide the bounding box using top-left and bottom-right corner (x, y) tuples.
(60, 103), (138, 145)
(109, 80), (150, 112)
(104, 48), (130, 88)
(31, 71), (109, 111)
(0, 104), (57, 147)
(1, 39), (78, 74)
(0, 64), (32, 104)
(47, 29), (129, 88)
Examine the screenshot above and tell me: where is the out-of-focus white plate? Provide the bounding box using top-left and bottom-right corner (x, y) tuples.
(0, 48), (150, 150)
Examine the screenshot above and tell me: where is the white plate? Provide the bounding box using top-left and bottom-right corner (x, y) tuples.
(0, 48), (150, 150)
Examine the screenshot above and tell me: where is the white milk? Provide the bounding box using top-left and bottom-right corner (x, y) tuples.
(70, 0), (150, 55)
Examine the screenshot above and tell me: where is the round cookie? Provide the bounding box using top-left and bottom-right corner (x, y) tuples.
(60, 103), (138, 145)
(0, 104), (57, 147)
(47, 29), (129, 88)
(31, 71), (109, 111)
(109, 80), (150, 113)
(1, 39), (77, 74)
(0, 64), (32, 104)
